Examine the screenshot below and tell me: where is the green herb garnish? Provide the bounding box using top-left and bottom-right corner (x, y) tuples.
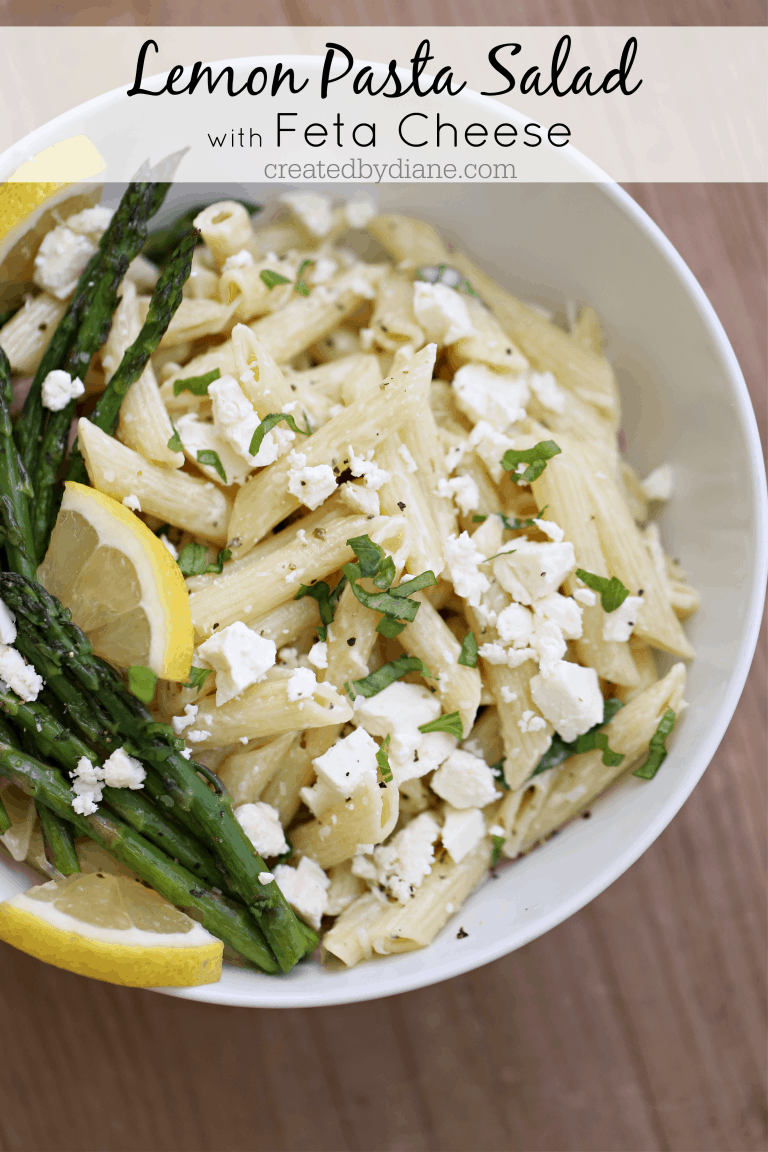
(173, 368), (220, 397)
(196, 449), (226, 483)
(501, 440), (561, 484)
(128, 665), (158, 704)
(177, 542), (231, 577)
(491, 834), (505, 868)
(457, 632), (478, 668)
(183, 667), (213, 691)
(528, 698), (625, 778)
(295, 259), (313, 296)
(633, 708), (676, 780)
(344, 656), (435, 700)
(167, 424), (182, 452)
(343, 534), (436, 637)
(376, 735), (393, 783)
(294, 576), (347, 642)
(490, 759), (510, 790)
(418, 712), (464, 739)
(575, 569), (630, 613)
(249, 412), (309, 458)
(260, 269), (291, 290)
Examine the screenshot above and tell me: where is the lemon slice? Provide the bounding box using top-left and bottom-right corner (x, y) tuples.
(38, 481), (193, 680)
(0, 873), (222, 987)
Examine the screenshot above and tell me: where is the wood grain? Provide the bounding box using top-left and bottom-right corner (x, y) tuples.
(0, 3), (765, 1147)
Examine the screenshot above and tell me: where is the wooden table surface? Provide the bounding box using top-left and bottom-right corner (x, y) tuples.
(0, 4), (766, 1151)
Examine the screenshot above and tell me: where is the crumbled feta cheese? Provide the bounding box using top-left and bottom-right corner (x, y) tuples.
(309, 257), (337, 284)
(207, 375), (271, 467)
(287, 666), (317, 701)
(530, 660), (604, 743)
(33, 225), (98, 299)
(500, 687), (518, 704)
(518, 709), (547, 734)
(431, 748), (500, 809)
(41, 369), (85, 412)
(529, 618), (568, 677)
(444, 532), (490, 607)
(467, 421), (518, 483)
(281, 191), (334, 238)
(307, 641), (328, 670)
(66, 206), (113, 239)
(533, 518), (565, 543)
(102, 747), (146, 790)
(493, 539), (576, 605)
(437, 475), (480, 516)
(397, 442), (418, 473)
(196, 622), (276, 706)
(70, 757), (104, 815)
(602, 595), (643, 643)
(395, 730), (457, 785)
(441, 805), (485, 864)
(345, 196), (376, 229)
(452, 363), (529, 428)
(122, 493), (141, 513)
(355, 811), (441, 904)
(175, 413), (250, 486)
(339, 481), (380, 516)
(529, 370), (566, 413)
(496, 602), (535, 646)
(185, 730), (209, 743)
(301, 727), (379, 816)
(222, 249), (254, 272)
(180, 748), (192, 760)
(348, 445), (391, 491)
(235, 801), (289, 858)
(573, 587), (597, 607)
(273, 857), (330, 929)
(0, 599), (16, 645)
(0, 646), (43, 702)
(477, 642), (511, 664)
(535, 592), (583, 640)
(259, 871), (274, 884)
(172, 703), (199, 735)
(160, 535), (178, 560)
(353, 681), (440, 773)
(640, 463), (674, 501)
(413, 282), (475, 346)
(286, 450), (337, 510)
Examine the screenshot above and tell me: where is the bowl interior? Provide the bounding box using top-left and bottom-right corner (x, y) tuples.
(1, 106), (765, 1008)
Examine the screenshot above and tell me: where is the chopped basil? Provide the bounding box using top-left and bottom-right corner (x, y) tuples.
(249, 412), (309, 458)
(376, 735), (393, 783)
(575, 568), (631, 613)
(128, 665), (158, 704)
(295, 259), (312, 296)
(491, 834), (505, 869)
(418, 712), (463, 739)
(196, 449), (226, 483)
(490, 759), (510, 790)
(345, 656), (435, 699)
(528, 698), (625, 778)
(167, 423), (182, 452)
(177, 542), (231, 577)
(457, 631), (478, 668)
(183, 666), (213, 691)
(173, 368), (220, 397)
(633, 708), (676, 780)
(501, 440), (561, 485)
(260, 269), (291, 290)
(294, 575), (347, 641)
(343, 534), (436, 634)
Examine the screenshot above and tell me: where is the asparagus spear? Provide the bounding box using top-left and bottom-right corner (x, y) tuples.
(0, 348), (36, 579)
(0, 681), (226, 889)
(67, 229), (197, 486)
(0, 794), (10, 834)
(0, 708), (79, 874)
(0, 574), (315, 971)
(0, 740), (279, 973)
(28, 182), (169, 559)
(37, 803), (79, 875)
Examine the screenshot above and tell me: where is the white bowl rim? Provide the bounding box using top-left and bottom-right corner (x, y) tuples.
(1, 61), (765, 1009)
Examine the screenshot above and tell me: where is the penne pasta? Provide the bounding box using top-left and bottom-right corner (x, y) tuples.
(0, 293), (66, 375)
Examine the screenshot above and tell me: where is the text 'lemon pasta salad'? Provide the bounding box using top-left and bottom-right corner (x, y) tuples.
(0, 180), (699, 986)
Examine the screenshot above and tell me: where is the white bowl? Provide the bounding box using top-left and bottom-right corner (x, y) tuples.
(1, 68), (765, 1008)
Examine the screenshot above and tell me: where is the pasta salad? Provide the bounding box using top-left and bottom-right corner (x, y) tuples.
(0, 183), (699, 980)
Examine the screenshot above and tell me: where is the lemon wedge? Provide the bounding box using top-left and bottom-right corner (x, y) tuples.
(0, 873), (222, 987)
(0, 181), (102, 309)
(38, 481), (193, 680)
